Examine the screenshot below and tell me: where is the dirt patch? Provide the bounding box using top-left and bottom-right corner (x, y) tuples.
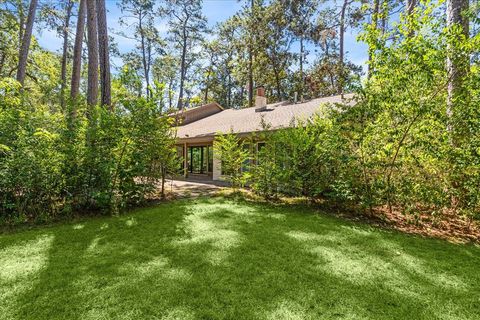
(367, 206), (480, 244)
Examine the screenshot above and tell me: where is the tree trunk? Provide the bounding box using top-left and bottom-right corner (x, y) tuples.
(16, 0), (38, 85)
(227, 72), (232, 108)
(0, 53), (6, 76)
(446, 0), (469, 132)
(18, 0), (25, 49)
(96, 0), (111, 109)
(406, 0), (417, 37)
(177, 29), (188, 109)
(406, 0), (417, 16)
(299, 35), (304, 101)
(367, 0), (379, 79)
(272, 61), (282, 101)
(60, 1), (74, 109)
(86, 0), (99, 107)
(204, 71), (210, 104)
(248, 0), (254, 108)
(168, 80), (173, 109)
(339, 0), (348, 98)
(71, 0), (87, 100)
(380, 0), (388, 33)
(139, 13), (151, 97)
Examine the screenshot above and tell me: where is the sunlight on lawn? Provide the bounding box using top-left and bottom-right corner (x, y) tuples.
(0, 234), (54, 316)
(174, 203), (246, 265)
(121, 255), (192, 281)
(0, 198), (479, 320)
(266, 300), (307, 320)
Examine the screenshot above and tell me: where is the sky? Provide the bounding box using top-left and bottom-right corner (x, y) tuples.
(34, 0), (368, 73)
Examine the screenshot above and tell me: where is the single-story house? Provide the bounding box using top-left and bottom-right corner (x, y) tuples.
(175, 88), (354, 181)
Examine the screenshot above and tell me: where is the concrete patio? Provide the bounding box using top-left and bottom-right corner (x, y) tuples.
(164, 179), (227, 198)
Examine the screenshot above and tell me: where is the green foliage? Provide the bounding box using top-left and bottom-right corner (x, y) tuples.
(251, 115), (354, 201)
(213, 131), (249, 188)
(250, 2), (480, 220)
(0, 77), (179, 224)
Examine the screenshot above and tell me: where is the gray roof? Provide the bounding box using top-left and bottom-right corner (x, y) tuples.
(176, 94), (354, 140)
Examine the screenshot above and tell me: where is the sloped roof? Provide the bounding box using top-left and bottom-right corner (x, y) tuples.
(171, 102), (224, 125)
(176, 94), (355, 141)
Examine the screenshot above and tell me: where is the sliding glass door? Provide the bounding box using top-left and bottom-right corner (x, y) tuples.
(188, 146), (212, 174)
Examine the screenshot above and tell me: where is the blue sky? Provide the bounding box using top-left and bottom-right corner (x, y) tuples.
(35, 0), (368, 72)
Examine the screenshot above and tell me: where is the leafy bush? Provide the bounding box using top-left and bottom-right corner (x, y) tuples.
(248, 2), (480, 220)
(0, 78), (179, 224)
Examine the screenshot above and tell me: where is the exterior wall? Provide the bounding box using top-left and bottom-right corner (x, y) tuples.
(212, 153), (222, 181)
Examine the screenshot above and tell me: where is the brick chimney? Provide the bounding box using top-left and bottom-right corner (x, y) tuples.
(254, 86), (267, 112)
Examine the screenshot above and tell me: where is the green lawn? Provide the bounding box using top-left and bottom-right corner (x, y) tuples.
(1, 198), (479, 320)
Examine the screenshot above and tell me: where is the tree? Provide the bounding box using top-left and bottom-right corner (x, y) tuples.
(446, 0), (469, 134)
(160, 0), (207, 109)
(40, 0), (75, 107)
(86, 0), (99, 107)
(118, 0), (163, 98)
(71, 0), (86, 101)
(260, 1), (294, 101)
(96, 0), (111, 108)
(247, 0), (255, 108)
(200, 39), (221, 104)
(152, 54), (178, 110)
(0, 2), (22, 78)
(213, 131), (250, 188)
(16, 0), (38, 85)
(337, 0), (363, 96)
(286, 0), (318, 101)
(338, 0), (350, 97)
(367, 0), (380, 79)
(60, 1), (74, 108)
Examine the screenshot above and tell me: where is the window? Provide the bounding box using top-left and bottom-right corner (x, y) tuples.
(187, 146), (212, 174)
(256, 142), (266, 165)
(242, 144), (251, 172)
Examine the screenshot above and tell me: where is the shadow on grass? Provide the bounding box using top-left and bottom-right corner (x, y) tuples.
(0, 197), (479, 319)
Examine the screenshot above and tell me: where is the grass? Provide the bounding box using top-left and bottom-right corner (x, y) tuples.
(1, 197), (479, 320)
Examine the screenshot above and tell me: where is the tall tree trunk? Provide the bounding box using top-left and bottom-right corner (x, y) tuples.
(380, 0), (388, 33)
(60, 1), (74, 109)
(177, 29), (188, 109)
(71, 0), (87, 101)
(86, 0), (99, 107)
(272, 61), (282, 101)
(96, 0), (111, 109)
(406, 0), (417, 16)
(204, 69), (210, 104)
(446, 0), (469, 134)
(367, 0), (379, 79)
(17, 0), (25, 49)
(248, 0), (254, 108)
(406, 0), (417, 37)
(16, 0), (38, 85)
(0, 53), (6, 76)
(339, 0), (348, 98)
(168, 80), (173, 109)
(227, 72), (232, 108)
(139, 13), (151, 97)
(299, 35), (304, 101)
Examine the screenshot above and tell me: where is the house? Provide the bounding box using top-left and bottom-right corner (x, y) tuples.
(175, 88), (354, 181)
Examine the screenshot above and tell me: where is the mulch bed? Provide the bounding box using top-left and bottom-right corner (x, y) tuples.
(341, 206), (480, 244)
